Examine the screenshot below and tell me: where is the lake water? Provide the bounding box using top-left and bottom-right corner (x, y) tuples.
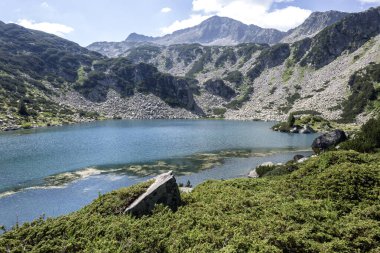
(0, 120), (318, 229)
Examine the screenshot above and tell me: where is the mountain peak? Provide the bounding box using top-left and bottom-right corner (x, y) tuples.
(125, 33), (155, 42)
(281, 10), (350, 43)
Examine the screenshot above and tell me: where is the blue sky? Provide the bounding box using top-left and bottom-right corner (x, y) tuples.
(0, 0), (379, 46)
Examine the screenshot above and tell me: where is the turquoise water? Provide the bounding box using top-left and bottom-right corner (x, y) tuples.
(0, 120), (318, 229)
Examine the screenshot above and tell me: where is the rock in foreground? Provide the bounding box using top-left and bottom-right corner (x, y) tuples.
(124, 171), (181, 216)
(312, 129), (347, 153)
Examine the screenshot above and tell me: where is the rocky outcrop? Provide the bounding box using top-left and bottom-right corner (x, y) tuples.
(281, 11), (349, 43)
(124, 171), (181, 217)
(312, 130), (347, 153)
(204, 79), (236, 99)
(300, 7), (380, 69)
(248, 170), (259, 178)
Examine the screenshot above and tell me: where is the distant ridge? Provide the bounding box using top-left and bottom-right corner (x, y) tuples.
(87, 11), (349, 57)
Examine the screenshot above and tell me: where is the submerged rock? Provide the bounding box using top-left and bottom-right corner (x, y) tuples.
(124, 171), (181, 217)
(312, 129), (347, 153)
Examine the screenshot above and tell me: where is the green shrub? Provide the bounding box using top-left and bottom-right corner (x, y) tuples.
(340, 63), (380, 122)
(340, 115), (380, 152)
(224, 70), (243, 85)
(212, 107), (227, 116)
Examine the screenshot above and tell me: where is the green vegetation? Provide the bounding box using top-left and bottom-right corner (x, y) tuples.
(272, 113), (334, 133)
(296, 115), (332, 132)
(247, 44), (290, 81)
(226, 85), (253, 109)
(17, 99), (29, 117)
(0, 22), (106, 130)
(282, 58), (295, 82)
(126, 45), (161, 62)
(1, 150), (379, 252)
(214, 48), (237, 68)
(223, 70), (244, 86)
(272, 113), (296, 132)
(170, 44), (203, 66)
(186, 48), (212, 78)
(340, 63), (380, 123)
(212, 107), (227, 117)
(286, 92), (301, 105)
(340, 113), (380, 153)
(236, 43), (267, 62)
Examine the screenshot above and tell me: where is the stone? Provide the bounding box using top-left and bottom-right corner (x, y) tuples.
(312, 129), (347, 153)
(297, 157), (309, 163)
(124, 171), (181, 217)
(290, 127), (299, 133)
(300, 125), (315, 134)
(293, 154), (305, 162)
(179, 187), (193, 193)
(260, 162), (274, 167)
(248, 170), (259, 178)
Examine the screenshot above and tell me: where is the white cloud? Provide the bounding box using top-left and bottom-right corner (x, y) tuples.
(40, 2), (50, 8)
(17, 19), (74, 37)
(160, 14), (211, 34)
(161, 0), (312, 34)
(161, 7), (172, 13)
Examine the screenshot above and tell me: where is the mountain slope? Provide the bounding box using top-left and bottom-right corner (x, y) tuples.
(114, 7), (380, 122)
(281, 10), (349, 43)
(0, 22), (203, 131)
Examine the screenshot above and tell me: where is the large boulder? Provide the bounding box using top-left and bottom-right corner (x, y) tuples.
(312, 129), (347, 153)
(124, 171), (181, 217)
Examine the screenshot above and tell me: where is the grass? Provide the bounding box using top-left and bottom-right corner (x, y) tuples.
(1, 150), (379, 252)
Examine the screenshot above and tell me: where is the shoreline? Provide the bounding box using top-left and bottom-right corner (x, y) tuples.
(0, 147), (314, 200)
(0, 117), (280, 134)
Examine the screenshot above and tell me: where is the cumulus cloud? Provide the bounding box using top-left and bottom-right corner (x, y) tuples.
(161, 0), (312, 34)
(17, 19), (74, 37)
(161, 7), (172, 13)
(160, 14), (211, 34)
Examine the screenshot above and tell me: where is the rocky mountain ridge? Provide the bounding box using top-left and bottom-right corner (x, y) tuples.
(87, 11), (349, 57)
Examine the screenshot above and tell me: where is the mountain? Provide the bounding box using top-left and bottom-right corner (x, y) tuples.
(0, 22), (204, 131)
(114, 7), (380, 122)
(1, 7), (379, 131)
(153, 16), (284, 46)
(87, 11), (349, 58)
(87, 16), (285, 57)
(281, 10), (350, 43)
